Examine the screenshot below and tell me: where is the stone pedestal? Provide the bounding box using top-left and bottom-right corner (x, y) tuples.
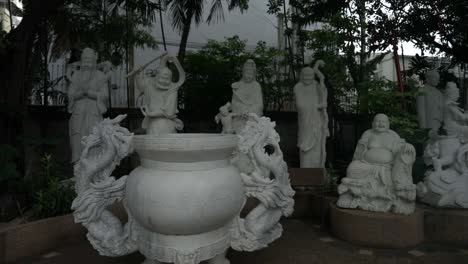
(330, 203), (424, 248)
(423, 206), (468, 246)
(289, 168), (326, 187)
(289, 168), (326, 218)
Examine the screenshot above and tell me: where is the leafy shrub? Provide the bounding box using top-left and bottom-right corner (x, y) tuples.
(182, 36), (289, 118)
(357, 79), (429, 146)
(32, 154), (75, 219)
(325, 164), (340, 195)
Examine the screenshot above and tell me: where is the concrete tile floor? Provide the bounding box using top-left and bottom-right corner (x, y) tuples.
(14, 219), (468, 264)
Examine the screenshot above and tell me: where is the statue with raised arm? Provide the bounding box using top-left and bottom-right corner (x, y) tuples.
(231, 59), (263, 133)
(134, 53), (185, 135)
(337, 114), (417, 215)
(418, 82), (468, 208)
(294, 61), (329, 168)
(67, 47), (110, 164)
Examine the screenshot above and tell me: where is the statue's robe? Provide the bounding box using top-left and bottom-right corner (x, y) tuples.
(294, 81), (329, 168)
(68, 70), (108, 163)
(231, 80), (263, 133)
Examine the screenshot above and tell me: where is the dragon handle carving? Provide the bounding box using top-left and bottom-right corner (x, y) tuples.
(230, 114), (295, 251)
(71, 114), (137, 256)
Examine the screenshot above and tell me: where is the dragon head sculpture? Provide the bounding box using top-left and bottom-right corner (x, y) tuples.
(74, 114), (133, 194)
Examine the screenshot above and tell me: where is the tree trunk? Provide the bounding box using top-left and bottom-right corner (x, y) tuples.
(356, 0), (368, 112)
(0, 0), (65, 174)
(358, 0), (367, 82)
(177, 10), (194, 63)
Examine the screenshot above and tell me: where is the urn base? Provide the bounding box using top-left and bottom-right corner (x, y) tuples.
(136, 220), (233, 264)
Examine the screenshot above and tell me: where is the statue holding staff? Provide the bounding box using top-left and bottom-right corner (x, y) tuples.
(294, 60), (329, 168)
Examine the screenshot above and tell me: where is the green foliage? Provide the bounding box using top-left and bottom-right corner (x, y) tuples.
(182, 36), (288, 117)
(182, 36), (247, 117)
(290, 1), (393, 113)
(305, 27), (352, 97)
(50, 0), (160, 64)
(357, 79), (428, 145)
(398, 0), (468, 64)
(405, 54), (433, 81)
(269, 0), (429, 147)
(325, 164), (339, 194)
(304, 23), (391, 113)
(254, 41), (290, 112)
(166, 0), (249, 60)
(32, 154), (75, 219)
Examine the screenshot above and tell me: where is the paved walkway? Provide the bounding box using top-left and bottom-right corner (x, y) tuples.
(15, 219), (468, 264)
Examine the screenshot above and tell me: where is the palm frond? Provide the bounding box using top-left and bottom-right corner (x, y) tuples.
(207, 0), (225, 24)
(228, 0), (248, 11)
(168, 0), (187, 33)
(188, 0), (205, 25)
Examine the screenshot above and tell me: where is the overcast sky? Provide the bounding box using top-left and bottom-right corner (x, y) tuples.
(135, 0), (423, 64)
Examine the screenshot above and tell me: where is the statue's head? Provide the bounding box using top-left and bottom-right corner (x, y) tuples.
(300, 67), (315, 85)
(372, 113), (390, 133)
(425, 69), (440, 86)
(156, 67), (172, 90)
(80, 48), (98, 70)
(242, 59), (256, 83)
(444, 82), (459, 102)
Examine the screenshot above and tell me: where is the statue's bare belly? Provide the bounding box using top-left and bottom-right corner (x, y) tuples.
(364, 148), (393, 164)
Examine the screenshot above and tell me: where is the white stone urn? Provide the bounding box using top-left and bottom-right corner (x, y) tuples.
(71, 114), (295, 264)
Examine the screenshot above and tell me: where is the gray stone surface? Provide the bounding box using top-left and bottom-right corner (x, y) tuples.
(14, 219), (468, 264)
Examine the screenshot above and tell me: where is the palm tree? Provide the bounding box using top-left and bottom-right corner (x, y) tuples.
(165, 0), (249, 62)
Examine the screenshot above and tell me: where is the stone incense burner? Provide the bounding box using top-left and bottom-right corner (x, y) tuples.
(71, 114), (295, 264)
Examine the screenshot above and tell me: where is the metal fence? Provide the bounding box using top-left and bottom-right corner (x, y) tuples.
(29, 62), (130, 109)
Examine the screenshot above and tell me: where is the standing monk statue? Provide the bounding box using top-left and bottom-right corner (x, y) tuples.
(67, 47), (110, 164)
(231, 59), (263, 133)
(417, 69), (442, 131)
(294, 61), (329, 168)
(133, 53), (185, 135)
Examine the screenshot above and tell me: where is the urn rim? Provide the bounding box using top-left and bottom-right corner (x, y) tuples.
(133, 133), (238, 151)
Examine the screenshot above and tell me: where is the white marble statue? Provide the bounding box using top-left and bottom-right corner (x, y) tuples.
(417, 82), (468, 208)
(441, 82), (468, 139)
(231, 59), (263, 133)
(417, 69), (443, 131)
(134, 53), (185, 135)
(72, 115), (136, 255)
(337, 114), (417, 215)
(67, 47), (110, 164)
(215, 102), (235, 134)
(231, 114), (295, 251)
(294, 61), (329, 168)
(72, 113), (294, 264)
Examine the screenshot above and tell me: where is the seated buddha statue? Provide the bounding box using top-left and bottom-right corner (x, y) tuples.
(337, 113), (417, 215)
